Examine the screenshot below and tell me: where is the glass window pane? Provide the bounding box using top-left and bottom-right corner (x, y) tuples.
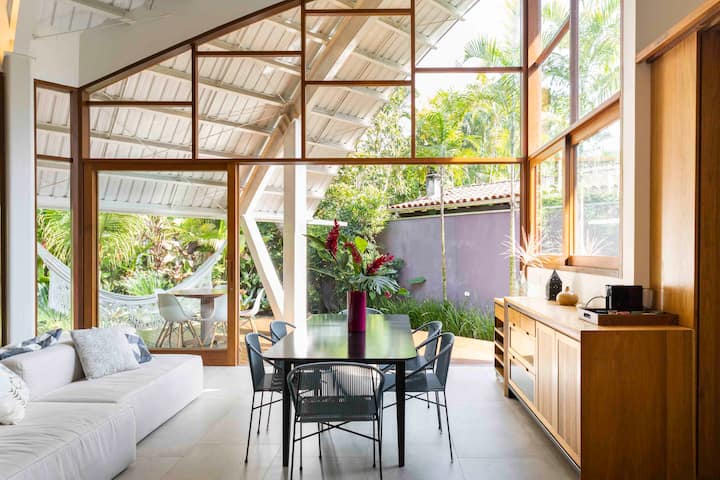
(540, 33), (570, 144)
(579, 0), (621, 117)
(541, 0), (570, 48)
(198, 7), (302, 51)
(36, 161), (72, 333)
(89, 51), (192, 102)
(416, 73), (521, 158)
(97, 170), (228, 351)
(307, 86), (410, 158)
(574, 121), (620, 257)
(305, 15), (411, 82)
(417, 0), (521, 68)
(536, 151), (564, 254)
(89, 107), (193, 159)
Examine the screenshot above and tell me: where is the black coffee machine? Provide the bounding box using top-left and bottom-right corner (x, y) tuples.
(605, 285), (644, 311)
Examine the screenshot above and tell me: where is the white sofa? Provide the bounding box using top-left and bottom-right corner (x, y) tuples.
(0, 341), (203, 480)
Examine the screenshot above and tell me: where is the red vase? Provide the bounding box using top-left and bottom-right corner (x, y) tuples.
(347, 290), (367, 332)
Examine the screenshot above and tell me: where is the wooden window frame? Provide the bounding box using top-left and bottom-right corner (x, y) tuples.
(526, 0), (622, 273)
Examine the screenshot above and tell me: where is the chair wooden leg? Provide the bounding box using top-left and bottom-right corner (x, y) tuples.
(155, 322), (169, 347)
(186, 321), (201, 346)
(250, 316), (257, 334)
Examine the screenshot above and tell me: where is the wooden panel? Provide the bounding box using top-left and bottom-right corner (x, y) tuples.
(507, 307), (521, 329)
(581, 329), (693, 479)
(536, 322), (557, 429)
(509, 326), (535, 372)
(650, 34), (698, 329)
(520, 313), (536, 337)
(494, 302), (505, 322)
(697, 28), (720, 480)
(557, 333), (580, 464)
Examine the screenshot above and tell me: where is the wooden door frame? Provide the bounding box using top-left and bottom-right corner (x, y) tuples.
(84, 160), (239, 366)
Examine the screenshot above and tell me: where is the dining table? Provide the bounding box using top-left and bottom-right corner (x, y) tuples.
(169, 288), (228, 346)
(263, 313), (417, 467)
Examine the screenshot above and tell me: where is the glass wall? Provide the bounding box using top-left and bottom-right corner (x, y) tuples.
(35, 86), (73, 333)
(96, 170), (229, 350)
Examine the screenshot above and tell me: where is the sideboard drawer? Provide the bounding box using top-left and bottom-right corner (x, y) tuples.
(507, 307), (522, 328)
(520, 314), (536, 336)
(510, 326), (535, 370)
(510, 356), (535, 403)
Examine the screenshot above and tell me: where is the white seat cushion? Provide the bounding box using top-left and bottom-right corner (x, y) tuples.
(38, 354), (203, 440)
(1, 344), (83, 401)
(0, 402), (135, 480)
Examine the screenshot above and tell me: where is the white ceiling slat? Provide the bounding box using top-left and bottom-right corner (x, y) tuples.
(61, 0), (134, 23)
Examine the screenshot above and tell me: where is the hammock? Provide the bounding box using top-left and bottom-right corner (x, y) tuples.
(37, 241), (226, 330)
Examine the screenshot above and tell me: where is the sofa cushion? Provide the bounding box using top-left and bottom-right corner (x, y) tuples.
(39, 354), (203, 440)
(1, 344), (83, 401)
(71, 328), (139, 379)
(0, 402), (135, 480)
(0, 365), (29, 425)
(125, 333), (152, 364)
(0, 329), (64, 361)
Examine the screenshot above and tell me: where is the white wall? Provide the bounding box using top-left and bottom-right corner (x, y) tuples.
(3, 53), (37, 342)
(635, 0), (706, 52)
(77, 0), (279, 86)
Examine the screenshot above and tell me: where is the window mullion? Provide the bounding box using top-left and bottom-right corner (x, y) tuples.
(569, 0), (579, 124)
(564, 135), (575, 261)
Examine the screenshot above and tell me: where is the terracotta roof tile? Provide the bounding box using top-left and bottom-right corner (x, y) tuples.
(390, 181), (520, 211)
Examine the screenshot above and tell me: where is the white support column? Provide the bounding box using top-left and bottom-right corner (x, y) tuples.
(3, 53), (36, 342)
(282, 120), (307, 327)
(241, 215), (284, 320)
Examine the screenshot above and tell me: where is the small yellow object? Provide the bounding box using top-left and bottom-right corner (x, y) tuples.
(556, 286), (579, 306)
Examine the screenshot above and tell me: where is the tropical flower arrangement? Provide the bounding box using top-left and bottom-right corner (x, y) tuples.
(307, 220), (407, 299)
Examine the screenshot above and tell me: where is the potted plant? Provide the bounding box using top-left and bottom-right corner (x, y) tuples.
(308, 220), (406, 332)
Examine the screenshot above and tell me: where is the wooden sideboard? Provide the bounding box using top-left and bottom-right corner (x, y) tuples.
(499, 296), (694, 478)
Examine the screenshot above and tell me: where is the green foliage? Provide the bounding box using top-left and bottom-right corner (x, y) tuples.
(371, 296), (495, 341)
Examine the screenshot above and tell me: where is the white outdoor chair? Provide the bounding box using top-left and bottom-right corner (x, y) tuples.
(239, 288), (264, 334)
(205, 293), (228, 346)
(156, 293), (201, 348)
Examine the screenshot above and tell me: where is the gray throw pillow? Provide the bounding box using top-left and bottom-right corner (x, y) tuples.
(71, 328), (139, 379)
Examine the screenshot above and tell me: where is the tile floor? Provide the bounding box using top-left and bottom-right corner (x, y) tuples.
(116, 365), (579, 480)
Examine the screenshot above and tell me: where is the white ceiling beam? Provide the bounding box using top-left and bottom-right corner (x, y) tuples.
(204, 40), (301, 77)
(37, 122), (241, 159)
(268, 17), (329, 44)
(427, 0), (465, 20)
(311, 106), (370, 128)
(62, 0), (135, 23)
(306, 138), (352, 153)
(349, 48), (410, 75)
(150, 64), (287, 107)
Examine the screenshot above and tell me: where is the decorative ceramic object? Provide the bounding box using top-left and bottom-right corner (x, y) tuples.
(546, 270), (563, 301)
(556, 287), (579, 306)
(347, 290), (367, 332)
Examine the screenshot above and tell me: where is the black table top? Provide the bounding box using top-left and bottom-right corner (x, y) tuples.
(263, 314), (417, 362)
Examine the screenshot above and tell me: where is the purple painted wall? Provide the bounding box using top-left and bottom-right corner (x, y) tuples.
(378, 210), (519, 309)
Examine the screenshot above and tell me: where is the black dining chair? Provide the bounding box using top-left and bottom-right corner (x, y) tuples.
(244, 332), (283, 463)
(383, 332), (456, 462)
(269, 320), (295, 343)
(287, 362), (385, 480)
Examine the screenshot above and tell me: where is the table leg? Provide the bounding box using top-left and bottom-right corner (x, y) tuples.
(282, 360), (292, 467)
(199, 297), (215, 346)
(396, 361), (405, 467)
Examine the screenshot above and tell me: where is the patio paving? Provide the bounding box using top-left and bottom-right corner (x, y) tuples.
(116, 364), (578, 480)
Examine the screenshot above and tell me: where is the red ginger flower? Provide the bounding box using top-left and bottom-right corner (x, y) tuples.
(366, 253), (394, 275)
(325, 219), (340, 257)
(344, 241), (363, 266)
